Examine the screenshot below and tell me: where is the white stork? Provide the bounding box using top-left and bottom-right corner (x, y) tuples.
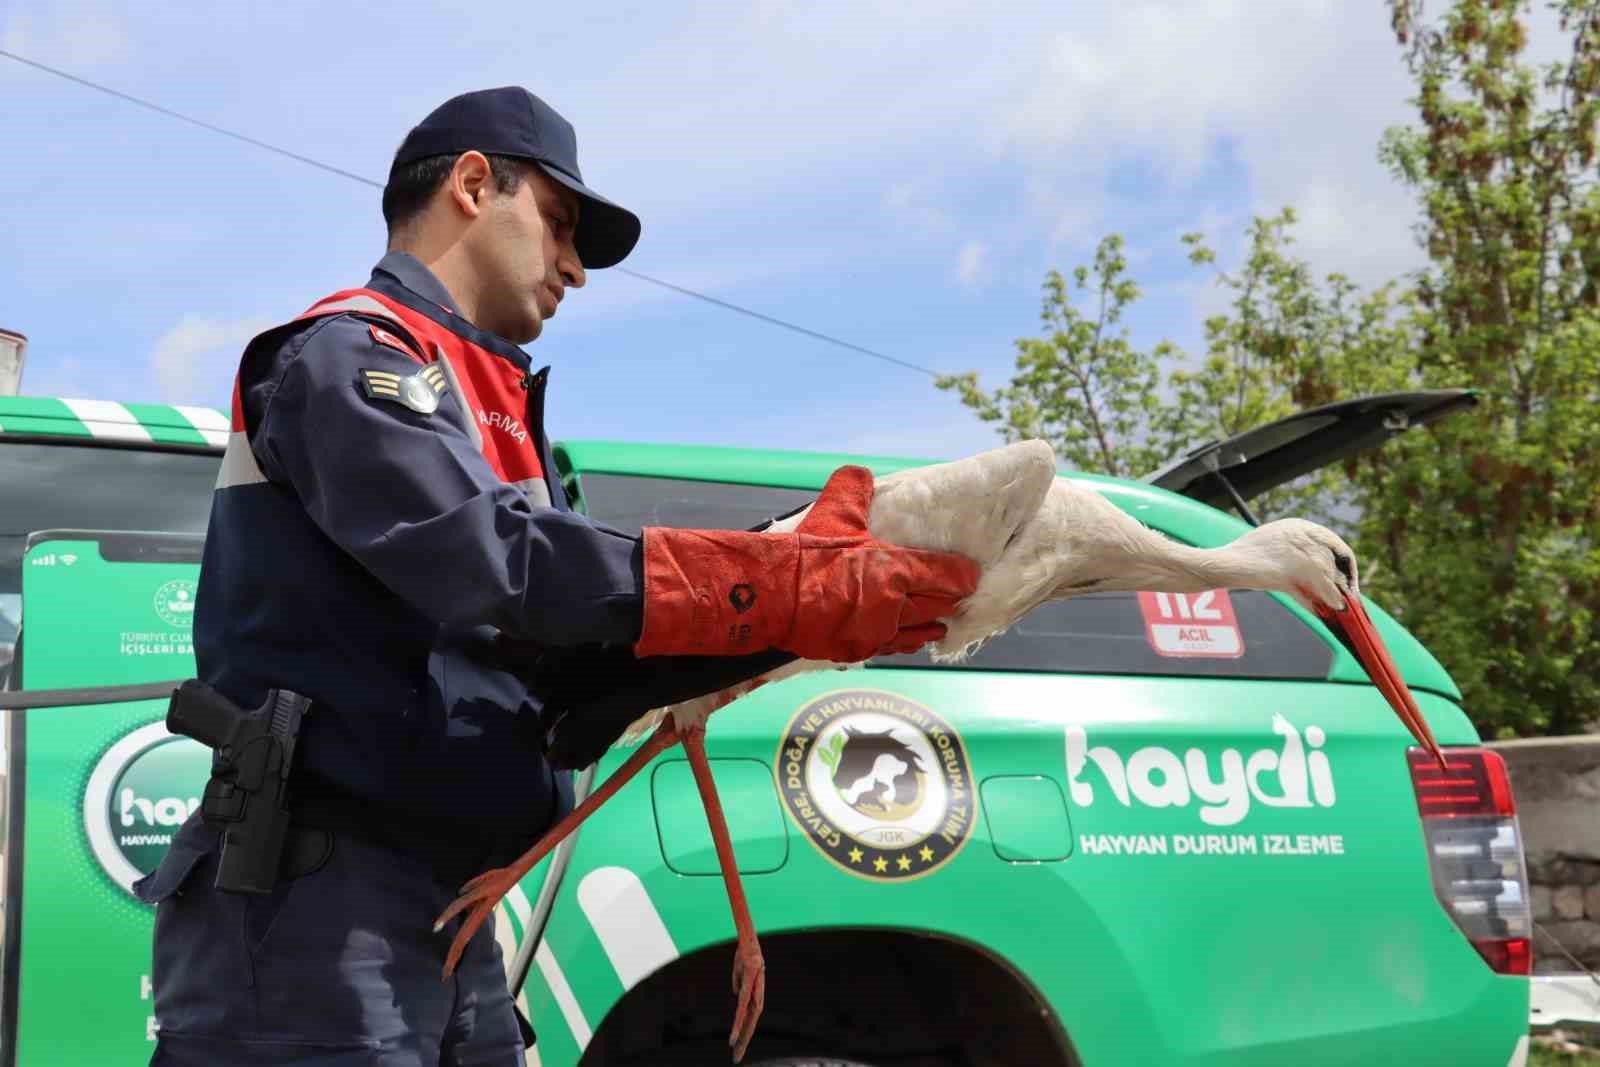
(433, 439), (1444, 1062)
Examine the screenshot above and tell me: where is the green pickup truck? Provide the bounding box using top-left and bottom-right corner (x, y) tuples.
(0, 390), (1533, 1066)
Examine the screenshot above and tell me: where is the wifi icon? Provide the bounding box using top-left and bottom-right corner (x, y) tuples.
(60, 554), (78, 566)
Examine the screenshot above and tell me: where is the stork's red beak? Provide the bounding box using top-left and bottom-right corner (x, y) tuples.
(1315, 592), (1447, 769)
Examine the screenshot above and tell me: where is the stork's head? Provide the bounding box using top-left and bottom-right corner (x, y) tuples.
(1232, 518), (1359, 616)
(1233, 518), (1444, 766)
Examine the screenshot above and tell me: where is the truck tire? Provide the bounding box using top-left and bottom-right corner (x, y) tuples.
(746, 1059), (958, 1067)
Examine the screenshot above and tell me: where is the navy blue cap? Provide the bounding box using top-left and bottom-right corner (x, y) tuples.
(391, 87), (641, 269)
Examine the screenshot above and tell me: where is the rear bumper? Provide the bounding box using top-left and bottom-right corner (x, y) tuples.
(1531, 973), (1600, 1029)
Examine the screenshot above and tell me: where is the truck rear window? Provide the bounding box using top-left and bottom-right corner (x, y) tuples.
(0, 441), (219, 681)
(576, 472), (1334, 680)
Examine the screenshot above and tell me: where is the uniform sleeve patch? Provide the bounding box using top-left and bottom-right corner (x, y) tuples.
(368, 323), (422, 360)
(359, 364), (448, 414)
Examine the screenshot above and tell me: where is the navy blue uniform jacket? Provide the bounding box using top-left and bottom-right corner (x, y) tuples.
(194, 253), (645, 859)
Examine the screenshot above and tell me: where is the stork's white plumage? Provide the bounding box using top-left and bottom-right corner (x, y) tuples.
(634, 440), (1438, 756)
(436, 439), (1442, 1063)
(624, 438), (1059, 740)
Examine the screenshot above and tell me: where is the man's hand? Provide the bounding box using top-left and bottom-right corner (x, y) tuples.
(784, 465), (976, 660)
(634, 465), (980, 662)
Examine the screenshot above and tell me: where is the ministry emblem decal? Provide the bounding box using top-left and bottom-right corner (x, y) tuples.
(776, 689), (975, 882)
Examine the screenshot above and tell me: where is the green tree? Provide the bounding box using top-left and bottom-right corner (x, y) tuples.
(941, 0), (1600, 736)
(935, 234), (1172, 480)
(1366, 0), (1600, 736)
(1165, 210), (1415, 525)
(938, 211), (1404, 526)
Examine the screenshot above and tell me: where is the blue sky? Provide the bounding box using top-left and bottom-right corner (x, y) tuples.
(2, 0), (1442, 463)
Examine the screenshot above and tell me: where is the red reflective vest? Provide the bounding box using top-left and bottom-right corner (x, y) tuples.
(227, 285), (557, 507)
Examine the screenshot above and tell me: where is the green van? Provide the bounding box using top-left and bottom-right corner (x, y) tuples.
(0, 391), (1533, 1066)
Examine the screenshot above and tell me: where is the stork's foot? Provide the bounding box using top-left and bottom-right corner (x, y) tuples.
(433, 866), (516, 978)
(729, 929), (766, 1062)
(678, 724), (767, 1062)
(432, 720), (683, 979)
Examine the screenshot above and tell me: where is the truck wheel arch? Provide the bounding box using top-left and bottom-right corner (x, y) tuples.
(578, 928), (1082, 1067)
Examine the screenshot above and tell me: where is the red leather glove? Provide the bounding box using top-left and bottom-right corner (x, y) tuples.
(634, 465), (981, 662)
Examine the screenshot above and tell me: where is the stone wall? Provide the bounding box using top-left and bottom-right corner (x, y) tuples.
(1488, 735), (1600, 973)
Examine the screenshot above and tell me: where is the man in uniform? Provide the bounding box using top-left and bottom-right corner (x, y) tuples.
(134, 86), (980, 1066)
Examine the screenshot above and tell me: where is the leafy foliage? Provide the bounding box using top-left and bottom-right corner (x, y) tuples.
(940, 0), (1600, 736)
(817, 729), (846, 775)
(1374, 0), (1600, 736)
(936, 236), (1171, 480)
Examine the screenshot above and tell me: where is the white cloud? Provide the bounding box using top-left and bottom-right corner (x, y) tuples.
(994, 0), (1571, 294)
(957, 241), (988, 287)
(150, 314), (271, 404)
(997, 0), (1421, 285)
(3, 0), (1583, 435)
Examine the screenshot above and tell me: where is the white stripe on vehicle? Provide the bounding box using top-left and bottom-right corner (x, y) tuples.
(505, 882), (533, 931)
(60, 399), (153, 442)
(214, 432), (266, 489)
(576, 866), (680, 991)
(491, 884), (535, 986)
(535, 940), (592, 1050)
(174, 405), (230, 447)
(1506, 1034), (1529, 1067)
(494, 904), (520, 988)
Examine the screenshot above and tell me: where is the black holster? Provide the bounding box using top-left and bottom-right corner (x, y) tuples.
(165, 679), (312, 895)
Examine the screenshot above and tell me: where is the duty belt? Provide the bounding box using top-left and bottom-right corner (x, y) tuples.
(290, 786), (534, 891)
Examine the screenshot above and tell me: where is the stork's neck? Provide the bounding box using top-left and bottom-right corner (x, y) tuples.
(1084, 513), (1284, 596)
(1145, 539), (1283, 593)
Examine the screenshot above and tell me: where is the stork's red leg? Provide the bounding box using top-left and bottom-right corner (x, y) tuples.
(680, 725), (766, 1063)
(434, 720), (682, 978)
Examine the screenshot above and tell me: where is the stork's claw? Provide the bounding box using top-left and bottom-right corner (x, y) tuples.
(433, 721), (683, 980)
(436, 874), (508, 977)
(680, 725), (767, 1063)
(729, 935), (766, 1062)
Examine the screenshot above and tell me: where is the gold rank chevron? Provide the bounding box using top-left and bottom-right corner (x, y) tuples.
(362, 369), (403, 397)
(360, 364), (448, 413)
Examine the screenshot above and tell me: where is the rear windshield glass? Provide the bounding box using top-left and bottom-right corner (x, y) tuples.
(577, 472), (1334, 680)
(0, 441), (219, 680)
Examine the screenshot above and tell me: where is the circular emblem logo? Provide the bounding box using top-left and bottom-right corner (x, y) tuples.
(153, 579), (198, 628)
(403, 375), (440, 413)
(776, 689), (975, 881)
(84, 722), (210, 898)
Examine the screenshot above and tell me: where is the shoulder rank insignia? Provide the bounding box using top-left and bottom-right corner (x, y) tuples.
(360, 364), (447, 414)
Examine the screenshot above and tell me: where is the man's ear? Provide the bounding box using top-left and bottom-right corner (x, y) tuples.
(447, 151), (494, 218)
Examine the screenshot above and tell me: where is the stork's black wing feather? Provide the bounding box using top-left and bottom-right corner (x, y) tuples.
(531, 644), (799, 770)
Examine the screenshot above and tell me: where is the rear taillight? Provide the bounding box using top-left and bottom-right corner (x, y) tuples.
(1407, 747), (1532, 976)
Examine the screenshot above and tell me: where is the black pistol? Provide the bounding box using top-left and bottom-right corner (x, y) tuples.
(165, 679), (311, 894)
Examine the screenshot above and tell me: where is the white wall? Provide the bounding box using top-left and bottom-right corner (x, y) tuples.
(0, 331), (25, 396)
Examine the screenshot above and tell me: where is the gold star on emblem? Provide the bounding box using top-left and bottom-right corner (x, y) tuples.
(897, 854), (912, 871)
(848, 847), (863, 864)
(872, 856), (888, 873)
(919, 845), (935, 863)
